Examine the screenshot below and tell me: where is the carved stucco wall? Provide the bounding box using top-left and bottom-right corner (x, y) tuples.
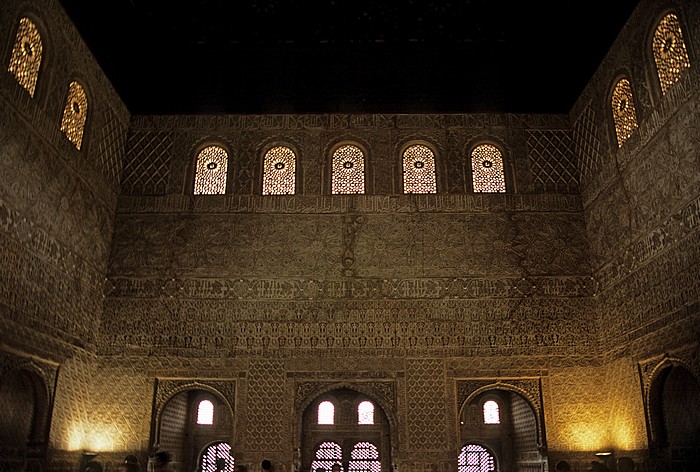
(0, 0), (130, 468)
(569, 0), (700, 466)
(1, 0), (699, 471)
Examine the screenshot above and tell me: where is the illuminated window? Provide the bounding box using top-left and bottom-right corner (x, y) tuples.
(318, 401), (335, 425)
(358, 401), (374, 425)
(194, 145), (229, 195)
(482, 401), (500, 424)
(611, 78), (639, 147)
(263, 146), (296, 195)
(470, 144), (506, 193)
(197, 399), (214, 425)
(60, 81), (88, 150)
(458, 444), (495, 472)
(403, 144), (437, 194)
(310, 442), (343, 472)
(331, 145), (365, 194)
(348, 442), (381, 472)
(8, 18), (42, 97)
(652, 13), (691, 94)
(199, 441), (234, 472)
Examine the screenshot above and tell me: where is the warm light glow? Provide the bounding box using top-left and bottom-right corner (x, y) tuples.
(562, 423), (607, 451)
(610, 423), (635, 450)
(66, 423), (119, 451)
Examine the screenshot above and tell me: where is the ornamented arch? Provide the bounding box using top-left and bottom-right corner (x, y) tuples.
(152, 378), (236, 446)
(457, 379), (545, 448)
(294, 381), (399, 452)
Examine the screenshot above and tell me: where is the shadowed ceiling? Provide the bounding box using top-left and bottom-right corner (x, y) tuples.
(59, 0), (640, 115)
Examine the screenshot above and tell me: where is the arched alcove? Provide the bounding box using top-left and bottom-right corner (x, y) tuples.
(301, 388), (392, 472)
(648, 363), (700, 471)
(0, 367), (50, 469)
(156, 389), (233, 472)
(459, 389), (545, 472)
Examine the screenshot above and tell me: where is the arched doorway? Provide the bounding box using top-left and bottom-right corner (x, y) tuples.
(156, 389), (233, 472)
(648, 364), (700, 471)
(0, 368), (50, 470)
(301, 388), (391, 472)
(459, 389), (545, 472)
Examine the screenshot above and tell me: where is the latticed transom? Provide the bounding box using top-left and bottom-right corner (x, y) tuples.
(458, 444), (495, 472)
(197, 399), (214, 425)
(653, 13), (691, 94)
(482, 400), (500, 424)
(200, 442), (234, 472)
(403, 144), (437, 194)
(194, 145), (229, 195)
(8, 18), (42, 97)
(470, 144), (506, 193)
(263, 146), (296, 195)
(311, 442), (342, 472)
(611, 78), (638, 147)
(358, 401), (374, 425)
(60, 81), (88, 150)
(332, 145), (365, 194)
(318, 401), (335, 425)
(349, 442), (380, 472)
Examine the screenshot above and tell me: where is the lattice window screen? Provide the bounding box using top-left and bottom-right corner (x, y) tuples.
(8, 18), (42, 96)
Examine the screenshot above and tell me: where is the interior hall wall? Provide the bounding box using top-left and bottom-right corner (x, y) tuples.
(0, 0), (130, 468)
(94, 111), (604, 471)
(569, 0), (700, 465)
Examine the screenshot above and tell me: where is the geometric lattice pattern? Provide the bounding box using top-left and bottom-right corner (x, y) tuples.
(199, 441), (234, 472)
(121, 131), (174, 194)
(653, 13), (691, 95)
(403, 144), (437, 194)
(60, 81), (88, 150)
(458, 444), (495, 472)
(471, 144), (506, 193)
(572, 104), (602, 182)
(348, 442), (380, 472)
(311, 441), (343, 472)
(98, 107), (128, 187)
(263, 146), (296, 195)
(611, 78), (638, 148)
(527, 130), (579, 193)
(245, 360), (286, 450)
(332, 145), (365, 194)
(8, 18), (42, 97)
(406, 359), (447, 450)
(194, 145), (228, 195)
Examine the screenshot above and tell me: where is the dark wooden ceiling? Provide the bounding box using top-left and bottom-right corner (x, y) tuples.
(59, 0), (640, 115)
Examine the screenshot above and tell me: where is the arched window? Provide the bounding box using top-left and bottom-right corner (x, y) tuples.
(458, 444), (496, 472)
(263, 146), (296, 195)
(197, 399), (214, 425)
(310, 441), (343, 472)
(331, 144), (365, 194)
(60, 81), (88, 150)
(652, 13), (691, 95)
(318, 401), (335, 425)
(199, 441), (234, 472)
(611, 78), (639, 147)
(402, 144), (437, 194)
(482, 400), (500, 424)
(8, 17), (43, 97)
(194, 145), (229, 195)
(358, 401), (374, 425)
(348, 442), (381, 472)
(470, 144), (506, 193)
